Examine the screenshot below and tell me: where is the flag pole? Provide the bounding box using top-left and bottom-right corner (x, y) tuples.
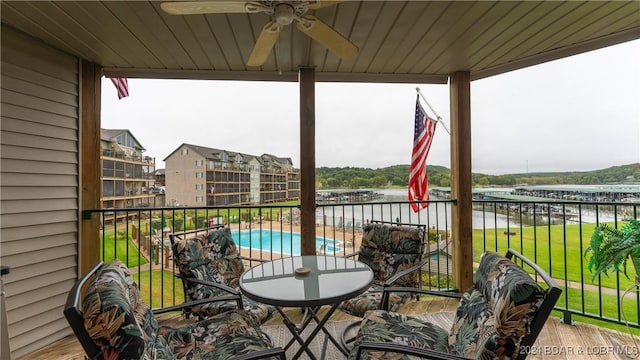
(416, 87), (450, 135)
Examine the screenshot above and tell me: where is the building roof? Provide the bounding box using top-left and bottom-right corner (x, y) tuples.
(164, 143), (295, 169)
(100, 128), (146, 151)
(513, 184), (640, 193)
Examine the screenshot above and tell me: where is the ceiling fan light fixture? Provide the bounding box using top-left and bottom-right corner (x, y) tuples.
(274, 3), (295, 26)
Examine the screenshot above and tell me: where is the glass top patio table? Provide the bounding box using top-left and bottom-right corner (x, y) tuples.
(239, 255), (373, 360)
(239, 255), (373, 307)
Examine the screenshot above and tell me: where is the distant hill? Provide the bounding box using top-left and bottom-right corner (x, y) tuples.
(316, 163), (639, 189)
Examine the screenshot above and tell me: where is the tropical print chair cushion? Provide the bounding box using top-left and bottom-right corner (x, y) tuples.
(172, 230), (274, 324)
(82, 259), (151, 359)
(351, 252), (546, 360)
(348, 309), (450, 360)
(82, 259), (277, 360)
(448, 288), (499, 358)
(339, 222), (425, 317)
(202, 227), (245, 288)
(155, 310), (275, 360)
(449, 251), (546, 359)
(338, 284), (408, 318)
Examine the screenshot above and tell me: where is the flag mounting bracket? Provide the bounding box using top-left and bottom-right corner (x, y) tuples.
(416, 87), (450, 135)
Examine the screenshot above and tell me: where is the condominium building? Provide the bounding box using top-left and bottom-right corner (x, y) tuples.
(100, 129), (156, 212)
(164, 144), (300, 207)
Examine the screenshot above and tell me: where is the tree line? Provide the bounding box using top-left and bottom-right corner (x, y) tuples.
(316, 163), (640, 189)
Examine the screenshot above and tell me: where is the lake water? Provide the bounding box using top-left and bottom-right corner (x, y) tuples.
(315, 188), (517, 229)
(315, 188), (616, 229)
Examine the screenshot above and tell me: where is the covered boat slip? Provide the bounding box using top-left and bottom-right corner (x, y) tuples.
(1, 1), (640, 357)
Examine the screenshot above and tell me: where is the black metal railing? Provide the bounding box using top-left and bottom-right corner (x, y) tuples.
(84, 198), (640, 329)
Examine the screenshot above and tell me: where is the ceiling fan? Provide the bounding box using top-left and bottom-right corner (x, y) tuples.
(160, 1), (358, 67)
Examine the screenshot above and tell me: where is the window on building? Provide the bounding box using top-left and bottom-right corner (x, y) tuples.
(182, 148), (189, 156)
(102, 159), (114, 177)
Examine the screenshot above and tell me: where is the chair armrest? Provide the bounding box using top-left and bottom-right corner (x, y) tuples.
(381, 287), (461, 311)
(152, 294), (243, 315)
(344, 250), (359, 259)
(239, 255), (268, 264)
(382, 259), (427, 287)
(174, 274), (244, 309)
(174, 274), (240, 296)
(233, 347), (286, 360)
(383, 287), (462, 298)
(357, 341), (470, 360)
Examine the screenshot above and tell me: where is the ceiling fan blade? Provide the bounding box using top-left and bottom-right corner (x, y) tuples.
(296, 15), (358, 60)
(307, 1), (344, 10)
(160, 1), (266, 15)
(247, 21), (282, 67)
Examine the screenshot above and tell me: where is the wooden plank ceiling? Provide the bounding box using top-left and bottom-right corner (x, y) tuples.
(2, 1), (639, 83)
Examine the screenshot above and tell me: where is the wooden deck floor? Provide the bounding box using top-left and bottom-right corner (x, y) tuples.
(22, 297), (640, 360)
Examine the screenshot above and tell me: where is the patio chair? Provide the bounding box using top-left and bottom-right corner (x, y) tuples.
(170, 225), (275, 325)
(64, 259), (285, 360)
(339, 221), (428, 318)
(348, 248), (562, 360)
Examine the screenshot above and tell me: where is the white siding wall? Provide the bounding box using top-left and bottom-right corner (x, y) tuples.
(1, 25), (80, 358)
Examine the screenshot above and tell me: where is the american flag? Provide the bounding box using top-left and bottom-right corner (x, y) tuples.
(109, 77), (129, 99)
(409, 95), (437, 212)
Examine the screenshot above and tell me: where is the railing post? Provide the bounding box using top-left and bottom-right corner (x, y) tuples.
(561, 310), (574, 326)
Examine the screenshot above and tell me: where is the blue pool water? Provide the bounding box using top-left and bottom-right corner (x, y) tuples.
(230, 229), (342, 255)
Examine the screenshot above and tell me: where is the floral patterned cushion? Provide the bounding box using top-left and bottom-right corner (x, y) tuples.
(339, 223), (424, 317)
(338, 284), (409, 318)
(82, 260), (156, 359)
(447, 288), (492, 357)
(447, 252), (545, 359)
(202, 227), (245, 288)
(172, 230), (274, 324)
(351, 252), (546, 360)
(156, 310), (275, 360)
(348, 309), (450, 360)
(81, 259), (277, 360)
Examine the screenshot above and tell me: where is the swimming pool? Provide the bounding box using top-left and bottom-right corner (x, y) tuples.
(230, 229), (343, 255)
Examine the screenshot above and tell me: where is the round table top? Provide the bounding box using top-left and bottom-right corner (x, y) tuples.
(239, 255), (373, 307)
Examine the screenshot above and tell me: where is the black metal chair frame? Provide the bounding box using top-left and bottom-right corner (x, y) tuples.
(353, 248), (562, 360)
(340, 220), (430, 349)
(64, 261), (285, 360)
(344, 220), (429, 293)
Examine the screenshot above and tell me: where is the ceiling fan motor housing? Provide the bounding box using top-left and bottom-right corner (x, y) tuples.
(274, 3), (296, 25)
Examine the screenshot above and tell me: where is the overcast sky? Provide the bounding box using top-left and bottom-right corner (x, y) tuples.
(101, 39), (639, 176)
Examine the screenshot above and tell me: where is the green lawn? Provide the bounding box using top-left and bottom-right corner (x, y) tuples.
(554, 283), (640, 335)
(132, 269), (185, 309)
(101, 232), (148, 266)
(470, 222), (640, 334)
(472, 222), (636, 290)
